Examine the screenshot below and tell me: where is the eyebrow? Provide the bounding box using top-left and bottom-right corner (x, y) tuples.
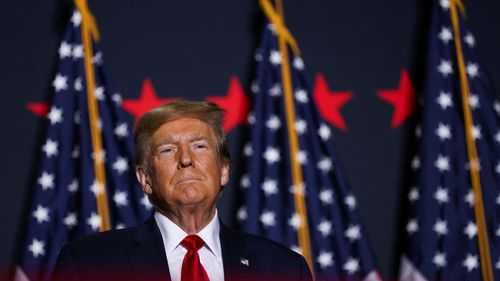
(155, 136), (210, 147)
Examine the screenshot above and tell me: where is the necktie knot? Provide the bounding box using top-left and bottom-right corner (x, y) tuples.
(181, 235), (205, 252)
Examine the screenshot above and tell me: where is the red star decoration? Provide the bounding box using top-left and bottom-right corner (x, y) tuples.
(27, 102), (49, 117)
(313, 73), (352, 131)
(122, 79), (173, 120)
(206, 76), (249, 132)
(377, 69), (415, 128)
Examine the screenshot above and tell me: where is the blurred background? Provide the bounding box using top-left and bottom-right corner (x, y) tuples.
(1, 0), (500, 280)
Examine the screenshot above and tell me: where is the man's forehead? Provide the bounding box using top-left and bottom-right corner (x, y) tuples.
(152, 118), (216, 142)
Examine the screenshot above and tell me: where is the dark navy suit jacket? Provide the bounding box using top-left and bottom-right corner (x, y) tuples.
(54, 218), (312, 281)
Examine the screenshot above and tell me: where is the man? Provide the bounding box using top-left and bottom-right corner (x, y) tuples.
(54, 100), (312, 281)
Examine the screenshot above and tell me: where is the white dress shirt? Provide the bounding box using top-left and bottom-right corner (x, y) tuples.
(154, 211), (225, 281)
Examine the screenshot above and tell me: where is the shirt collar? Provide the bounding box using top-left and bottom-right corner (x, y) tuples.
(154, 210), (221, 258)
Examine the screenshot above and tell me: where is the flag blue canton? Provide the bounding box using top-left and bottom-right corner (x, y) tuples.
(16, 10), (152, 281)
(401, 1), (500, 281)
(235, 23), (380, 281)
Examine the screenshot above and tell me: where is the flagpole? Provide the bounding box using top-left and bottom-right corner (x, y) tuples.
(449, 1), (494, 281)
(259, 0), (315, 273)
(75, 0), (111, 232)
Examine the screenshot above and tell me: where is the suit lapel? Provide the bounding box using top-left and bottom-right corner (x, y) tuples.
(220, 223), (253, 281)
(130, 217), (172, 281)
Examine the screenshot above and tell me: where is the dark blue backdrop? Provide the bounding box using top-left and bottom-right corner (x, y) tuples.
(1, 0), (499, 279)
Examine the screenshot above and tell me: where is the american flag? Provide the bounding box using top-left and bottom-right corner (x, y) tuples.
(400, 1), (500, 281)
(15, 8), (152, 281)
(234, 12), (380, 281)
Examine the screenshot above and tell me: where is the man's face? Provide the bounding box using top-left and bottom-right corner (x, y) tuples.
(138, 117), (229, 213)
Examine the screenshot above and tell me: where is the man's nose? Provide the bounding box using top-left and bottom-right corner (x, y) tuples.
(177, 145), (193, 168)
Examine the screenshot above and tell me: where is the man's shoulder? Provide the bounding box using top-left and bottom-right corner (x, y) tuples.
(59, 226), (138, 260)
(222, 226), (306, 263)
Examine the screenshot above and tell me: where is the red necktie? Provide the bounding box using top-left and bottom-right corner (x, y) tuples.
(181, 235), (210, 281)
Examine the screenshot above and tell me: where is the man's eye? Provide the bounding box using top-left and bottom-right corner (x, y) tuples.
(160, 147), (175, 153)
(194, 143), (208, 149)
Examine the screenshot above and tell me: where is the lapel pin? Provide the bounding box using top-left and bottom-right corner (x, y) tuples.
(240, 258), (249, 267)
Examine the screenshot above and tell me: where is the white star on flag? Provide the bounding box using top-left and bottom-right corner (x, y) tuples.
(47, 107), (63, 124)
(112, 93), (122, 104)
(92, 149), (106, 163)
(263, 147), (280, 164)
(434, 219), (448, 235)
(94, 86), (105, 100)
(345, 224), (361, 241)
(269, 50), (281, 65)
(318, 124), (331, 140)
(38, 172), (54, 190)
(408, 187), (419, 202)
(262, 179), (278, 195)
(251, 81), (260, 94)
(295, 89), (309, 103)
(437, 60), (453, 76)
(293, 57), (304, 70)
(440, 0), (450, 9)
(68, 179), (78, 192)
(90, 180), (104, 197)
(464, 33), (475, 47)
(469, 94), (480, 109)
(466, 63), (479, 78)
(237, 206), (247, 221)
(114, 123), (129, 138)
(495, 131), (500, 144)
(247, 112), (256, 124)
(434, 187), (449, 204)
(260, 210), (276, 227)
(406, 219), (418, 234)
(435, 155), (450, 172)
(295, 119), (307, 134)
(436, 123), (451, 140)
(345, 195), (357, 209)
(141, 194), (153, 210)
(87, 212), (102, 231)
(319, 189), (334, 205)
(29, 239), (45, 258)
(243, 143), (253, 156)
(74, 77), (83, 91)
(33, 205), (50, 223)
(297, 150), (308, 164)
(464, 222), (477, 239)
(72, 44), (83, 59)
(266, 115), (281, 130)
(317, 220), (332, 236)
(288, 213), (301, 229)
(317, 251), (334, 268)
(42, 139), (58, 157)
(465, 191), (474, 207)
(113, 191), (129, 206)
(411, 156), (421, 170)
(343, 258), (360, 274)
(240, 174), (250, 188)
(317, 157), (333, 173)
(71, 11), (82, 26)
(112, 157), (129, 174)
(53, 74), (68, 92)
(463, 254), (478, 272)
(433, 252), (447, 267)
(59, 41), (72, 58)
(63, 213), (77, 228)
(268, 83), (282, 97)
(438, 27), (452, 43)
(436, 92), (453, 109)
(472, 125), (482, 140)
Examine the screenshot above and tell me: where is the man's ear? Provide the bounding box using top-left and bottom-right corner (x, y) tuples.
(136, 166), (153, 194)
(220, 162), (230, 186)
